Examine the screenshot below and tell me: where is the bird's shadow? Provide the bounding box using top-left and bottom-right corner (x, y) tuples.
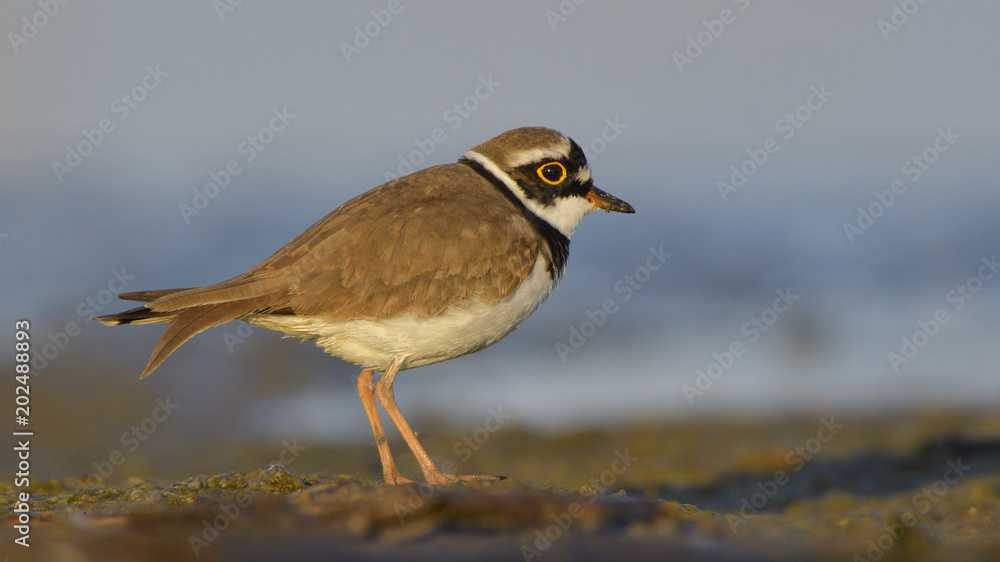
(655, 434), (1000, 513)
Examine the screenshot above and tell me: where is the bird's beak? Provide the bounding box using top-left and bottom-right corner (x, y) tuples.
(586, 186), (635, 214)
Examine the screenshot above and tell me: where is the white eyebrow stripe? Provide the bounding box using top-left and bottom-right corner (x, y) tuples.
(503, 140), (572, 168)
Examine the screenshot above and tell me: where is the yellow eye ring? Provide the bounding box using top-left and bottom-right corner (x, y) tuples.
(536, 162), (567, 185)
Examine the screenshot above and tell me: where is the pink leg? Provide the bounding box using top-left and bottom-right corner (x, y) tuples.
(375, 357), (503, 485)
(357, 367), (412, 484)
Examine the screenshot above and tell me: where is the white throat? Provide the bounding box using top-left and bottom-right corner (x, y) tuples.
(464, 150), (595, 238)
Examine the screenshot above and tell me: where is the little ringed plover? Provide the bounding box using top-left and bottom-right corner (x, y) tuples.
(98, 126), (635, 485)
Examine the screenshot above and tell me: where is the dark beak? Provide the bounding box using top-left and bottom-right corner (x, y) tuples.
(586, 186), (635, 214)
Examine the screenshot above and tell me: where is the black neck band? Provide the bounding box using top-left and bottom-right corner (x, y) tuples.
(460, 157), (569, 277)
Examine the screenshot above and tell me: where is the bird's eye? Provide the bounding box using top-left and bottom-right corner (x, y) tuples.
(536, 162), (567, 185)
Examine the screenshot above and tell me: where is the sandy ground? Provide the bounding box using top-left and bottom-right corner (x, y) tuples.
(3, 409), (1000, 561)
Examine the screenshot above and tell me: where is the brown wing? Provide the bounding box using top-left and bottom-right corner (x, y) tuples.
(245, 163), (545, 319)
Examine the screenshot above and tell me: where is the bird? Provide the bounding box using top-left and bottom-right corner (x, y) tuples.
(98, 126), (635, 485)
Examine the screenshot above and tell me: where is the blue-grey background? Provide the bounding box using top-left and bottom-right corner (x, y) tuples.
(2, 2), (999, 478)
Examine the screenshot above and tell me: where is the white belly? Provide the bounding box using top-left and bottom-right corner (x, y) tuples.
(244, 257), (555, 371)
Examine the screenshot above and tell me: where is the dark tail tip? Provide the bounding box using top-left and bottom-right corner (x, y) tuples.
(96, 305), (171, 326)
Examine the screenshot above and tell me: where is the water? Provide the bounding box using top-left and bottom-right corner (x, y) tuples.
(5, 179), (998, 445)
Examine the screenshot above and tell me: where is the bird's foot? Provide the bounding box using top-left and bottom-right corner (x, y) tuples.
(382, 470), (417, 485)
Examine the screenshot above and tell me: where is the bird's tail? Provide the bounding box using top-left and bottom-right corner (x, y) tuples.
(97, 279), (279, 378)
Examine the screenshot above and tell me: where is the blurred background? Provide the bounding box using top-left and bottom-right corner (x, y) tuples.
(2, 1), (999, 483)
